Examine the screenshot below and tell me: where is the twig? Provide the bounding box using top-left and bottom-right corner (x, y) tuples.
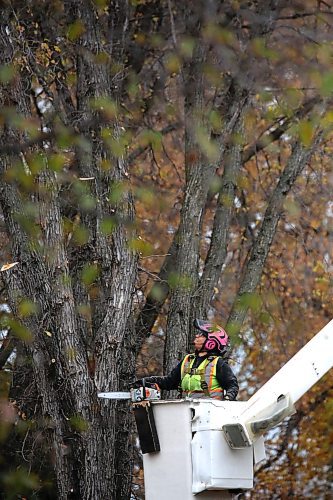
(127, 123), (181, 165)
(140, 254), (171, 259)
(168, 0), (177, 47)
(138, 266), (164, 282)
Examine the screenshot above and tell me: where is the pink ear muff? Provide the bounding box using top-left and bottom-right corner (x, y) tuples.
(207, 327), (228, 349)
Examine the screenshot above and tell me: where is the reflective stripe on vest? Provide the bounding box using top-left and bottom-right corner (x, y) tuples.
(180, 354), (223, 400)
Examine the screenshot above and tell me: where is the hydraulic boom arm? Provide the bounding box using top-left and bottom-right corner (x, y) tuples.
(223, 318), (333, 447)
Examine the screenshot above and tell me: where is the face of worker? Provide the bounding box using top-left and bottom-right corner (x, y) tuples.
(193, 333), (206, 352)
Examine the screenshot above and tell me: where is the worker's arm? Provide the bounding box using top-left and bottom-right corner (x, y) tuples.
(136, 362), (182, 391)
(216, 359), (239, 400)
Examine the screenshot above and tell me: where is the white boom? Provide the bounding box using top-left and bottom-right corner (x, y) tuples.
(224, 318), (333, 447)
(247, 317), (333, 406)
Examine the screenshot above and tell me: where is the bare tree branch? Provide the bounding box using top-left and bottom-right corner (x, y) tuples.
(242, 96), (321, 164)
(127, 123), (181, 165)
(194, 113), (246, 317)
(0, 329), (17, 370)
(135, 232), (179, 353)
(227, 134), (323, 339)
(0, 121), (181, 160)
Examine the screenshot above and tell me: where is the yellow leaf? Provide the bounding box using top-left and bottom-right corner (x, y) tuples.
(299, 120), (314, 146)
(1, 262), (19, 271)
(310, 219), (321, 230)
(246, 161), (258, 179)
(45, 331), (52, 337)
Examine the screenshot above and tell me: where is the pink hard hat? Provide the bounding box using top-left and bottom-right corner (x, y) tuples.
(193, 318), (229, 354)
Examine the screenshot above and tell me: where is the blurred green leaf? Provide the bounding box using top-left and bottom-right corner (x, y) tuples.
(2, 467), (39, 498)
(4, 163), (34, 191)
(259, 311), (271, 325)
(0, 64), (16, 83)
(238, 292), (261, 313)
(203, 24), (235, 45)
(72, 224), (90, 246)
(1, 318), (33, 342)
(75, 185), (96, 211)
(209, 110), (223, 134)
(251, 38), (279, 61)
(168, 272), (193, 290)
(299, 120), (314, 146)
(150, 283), (166, 302)
(284, 199), (301, 218)
(48, 153), (67, 172)
(283, 88), (303, 108)
(107, 137), (128, 158)
(27, 152), (44, 174)
(164, 52), (181, 74)
(220, 192), (234, 207)
(130, 0), (148, 5)
(150, 33), (164, 48)
(208, 175), (222, 195)
(138, 129), (163, 152)
(195, 125), (219, 161)
(109, 181), (127, 204)
(224, 321), (242, 343)
(77, 304), (91, 319)
(129, 237), (153, 256)
(70, 414), (89, 432)
(18, 299), (39, 318)
(55, 125), (75, 149)
(74, 135), (92, 154)
(100, 216), (116, 235)
(14, 207), (41, 239)
(0, 372), (11, 398)
(320, 71), (333, 97)
(135, 187), (155, 207)
(126, 72), (140, 100)
(91, 97), (118, 119)
(93, 0), (107, 7)
(179, 37), (195, 58)
(81, 263), (100, 286)
(67, 20), (85, 41)
(203, 63), (223, 86)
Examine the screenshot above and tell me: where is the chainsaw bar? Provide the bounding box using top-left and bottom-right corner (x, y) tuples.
(98, 391), (131, 399)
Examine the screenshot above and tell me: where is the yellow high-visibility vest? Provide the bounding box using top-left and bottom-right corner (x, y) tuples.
(180, 354), (224, 399)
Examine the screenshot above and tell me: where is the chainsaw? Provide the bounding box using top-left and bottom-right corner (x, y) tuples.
(98, 381), (161, 403)
(98, 379), (161, 454)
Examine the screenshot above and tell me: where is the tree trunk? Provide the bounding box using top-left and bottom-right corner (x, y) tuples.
(0, 2), (137, 498)
(164, 3), (213, 372)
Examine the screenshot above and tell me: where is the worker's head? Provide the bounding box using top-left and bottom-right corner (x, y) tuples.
(193, 318), (229, 356)
(193, 331), (207, 352)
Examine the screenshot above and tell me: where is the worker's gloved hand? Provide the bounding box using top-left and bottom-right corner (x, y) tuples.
(144, 378), (159, 388)
(130, 379), (144, 389)
(130, 377), (157, 389)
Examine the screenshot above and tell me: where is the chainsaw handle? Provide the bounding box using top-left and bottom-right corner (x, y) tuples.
(142, 377), (146, 399)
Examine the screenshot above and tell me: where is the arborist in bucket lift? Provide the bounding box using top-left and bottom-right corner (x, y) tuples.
(133, 319), (238, 401)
